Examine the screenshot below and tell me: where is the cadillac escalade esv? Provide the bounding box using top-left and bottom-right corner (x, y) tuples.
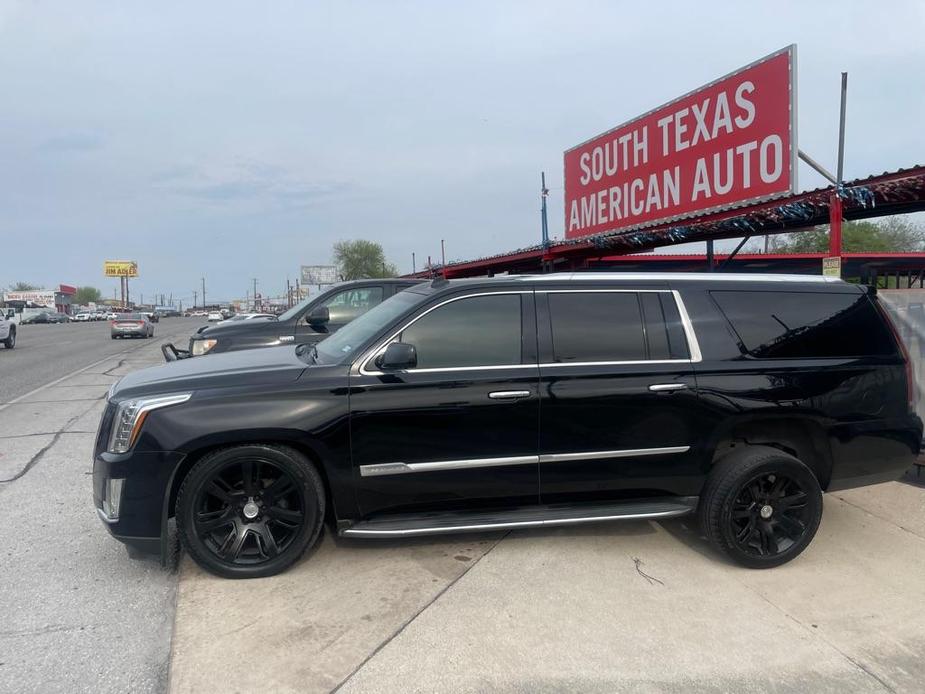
(93, 273), (922, 578)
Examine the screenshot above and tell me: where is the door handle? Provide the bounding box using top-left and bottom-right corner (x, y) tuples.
(648, 383), (687, 392)
(488, 390), (532, 400)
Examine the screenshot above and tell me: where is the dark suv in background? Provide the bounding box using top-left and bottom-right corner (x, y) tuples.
(177, 279), (419, 358)
(95, 273), (922, 578)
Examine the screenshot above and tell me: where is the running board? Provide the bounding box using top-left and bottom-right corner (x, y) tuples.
(340, 497), (698, 538)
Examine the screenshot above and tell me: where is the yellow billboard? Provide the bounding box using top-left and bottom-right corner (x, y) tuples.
(104, 260), (139, 278)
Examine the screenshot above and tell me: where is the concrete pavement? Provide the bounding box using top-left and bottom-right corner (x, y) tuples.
(171, 482), (925, 693)
(0, 320), (196, 693)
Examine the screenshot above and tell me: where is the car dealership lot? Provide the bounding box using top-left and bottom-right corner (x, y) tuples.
(1, 336), (925, 693)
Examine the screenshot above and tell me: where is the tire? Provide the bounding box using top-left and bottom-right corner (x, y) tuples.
(3, 328), (15, 349)
(176, 444), (325, 579)
(698, 445), (822, 569)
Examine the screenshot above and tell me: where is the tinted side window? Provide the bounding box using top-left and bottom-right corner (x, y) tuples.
(548, 292), (646, 362)
(711, 290), (897, 358)
(401, 294), (522, 368)
(320, 287), (384, 323)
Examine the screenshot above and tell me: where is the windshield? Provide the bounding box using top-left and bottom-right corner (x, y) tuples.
(314, 290), (427, 365)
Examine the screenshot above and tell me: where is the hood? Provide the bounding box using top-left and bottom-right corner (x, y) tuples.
(112, 345), (306, 399)
(196, 317), (281, 337)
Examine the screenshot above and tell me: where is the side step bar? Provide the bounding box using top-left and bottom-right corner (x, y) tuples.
(340, 497), (697, 538)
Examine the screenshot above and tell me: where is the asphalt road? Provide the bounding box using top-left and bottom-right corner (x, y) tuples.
(0, 318), (202, 403)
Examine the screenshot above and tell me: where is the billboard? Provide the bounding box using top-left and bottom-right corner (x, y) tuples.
(3, 290), (56, 306)
(104, 260), (139, 277)
(564, 45), (796, 240)
(300, 265), (338, 285)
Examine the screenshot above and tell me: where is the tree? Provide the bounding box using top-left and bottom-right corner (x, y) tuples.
(10, 281), (39, 291)
(767, 217), (925, 253)
(333, 240), (399, 280)
(74, 286), (103, 304)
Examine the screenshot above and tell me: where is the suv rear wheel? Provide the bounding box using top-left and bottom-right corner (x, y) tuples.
(699, 446), (822, 569)
(3, 327), (14, 349)
(176, 444), (325, 578)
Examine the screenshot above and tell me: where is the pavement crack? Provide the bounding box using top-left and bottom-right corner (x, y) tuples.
(330, 531), (511, 693)
(102, 358), (127, 376)
(834, 493), (925, 542)
(739, 582), (896, 693)
(0, 400), (100, 485)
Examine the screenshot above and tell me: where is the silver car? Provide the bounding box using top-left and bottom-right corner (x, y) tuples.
(110, 313), (155, 339)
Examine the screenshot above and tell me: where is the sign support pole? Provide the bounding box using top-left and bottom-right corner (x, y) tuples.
(829, 73), (848, 272)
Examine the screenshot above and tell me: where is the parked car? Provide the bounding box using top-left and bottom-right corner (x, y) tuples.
(74, 312), (92, 322)
(94, 273), (922, 578)
(106, 312), (119, 320)
(0, 309), (15, 349)
(174, 279), (419, 358)
(207, 311), (223, 322)
(22, 311), (68, 324)
(110, 313), (154, 339)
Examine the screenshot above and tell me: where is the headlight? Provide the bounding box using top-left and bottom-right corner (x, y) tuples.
(108, 393), (191, 453)
(191, 338), (218, 356)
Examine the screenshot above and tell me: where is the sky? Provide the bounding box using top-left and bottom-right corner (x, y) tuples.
(1, 0), (923, 304)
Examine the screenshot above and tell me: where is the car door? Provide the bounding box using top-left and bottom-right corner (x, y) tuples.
(348, 289), (540, 517)
(536, 285), (705, 504)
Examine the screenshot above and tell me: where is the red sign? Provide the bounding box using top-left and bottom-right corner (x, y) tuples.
(564, 46), (796, 240)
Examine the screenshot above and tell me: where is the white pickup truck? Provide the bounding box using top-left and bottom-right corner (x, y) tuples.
(0, 309), (16, 349)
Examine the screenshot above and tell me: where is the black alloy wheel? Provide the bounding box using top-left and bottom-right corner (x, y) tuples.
(699, 446), (823, 569)
(729, 471), (811, 558)
(177, 445), (325, 578)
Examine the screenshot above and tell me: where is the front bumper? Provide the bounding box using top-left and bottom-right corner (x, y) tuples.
(93, 449), (186, 555)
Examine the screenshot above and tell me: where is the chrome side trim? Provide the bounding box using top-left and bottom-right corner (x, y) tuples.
(342, 507), (693, 537)
(648, 383), (687, 392)
(359, 446), (690, 477)
(540, 359), (689, 368)
(539, 446), (689, 463)
(360, 454), (538, 477)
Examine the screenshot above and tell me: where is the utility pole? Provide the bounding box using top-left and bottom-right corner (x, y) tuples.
(440, 240), (446, 278)
(286, 278), (291, 308)
(193, 290), (198, 308)
(201, 277), (206, 310)
(252, 278), (258, 311)
(540, 171), (549, 248)
(412, 252), (416, 274)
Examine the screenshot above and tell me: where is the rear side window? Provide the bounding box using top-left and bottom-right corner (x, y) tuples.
(546, 291), (689, 362)
(711, 290), (897, 359)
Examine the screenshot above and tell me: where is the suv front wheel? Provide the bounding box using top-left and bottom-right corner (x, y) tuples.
(699, 446), (823, 569)
(3, 327), (15, 349)
(176, 444), (325, 578)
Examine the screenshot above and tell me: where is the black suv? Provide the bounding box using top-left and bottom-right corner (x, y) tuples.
(94, 273), (922, 578)
(181, 279), (419, 358)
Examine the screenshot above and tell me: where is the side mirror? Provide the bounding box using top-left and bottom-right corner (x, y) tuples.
(377, 342), (417, 370)
(307, 306), (330, 327)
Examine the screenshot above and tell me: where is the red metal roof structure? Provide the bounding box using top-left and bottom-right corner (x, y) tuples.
(409, 165), (925, 279)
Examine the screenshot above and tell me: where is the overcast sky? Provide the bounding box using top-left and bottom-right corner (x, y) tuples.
(1, 1), (923, 303)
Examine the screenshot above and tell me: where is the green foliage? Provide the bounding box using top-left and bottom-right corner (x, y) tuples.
(10, 281), (39, 291)
(333, 240), (399, 280)
(767, 217), (925, 253)
(74, 286), (103, 304)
